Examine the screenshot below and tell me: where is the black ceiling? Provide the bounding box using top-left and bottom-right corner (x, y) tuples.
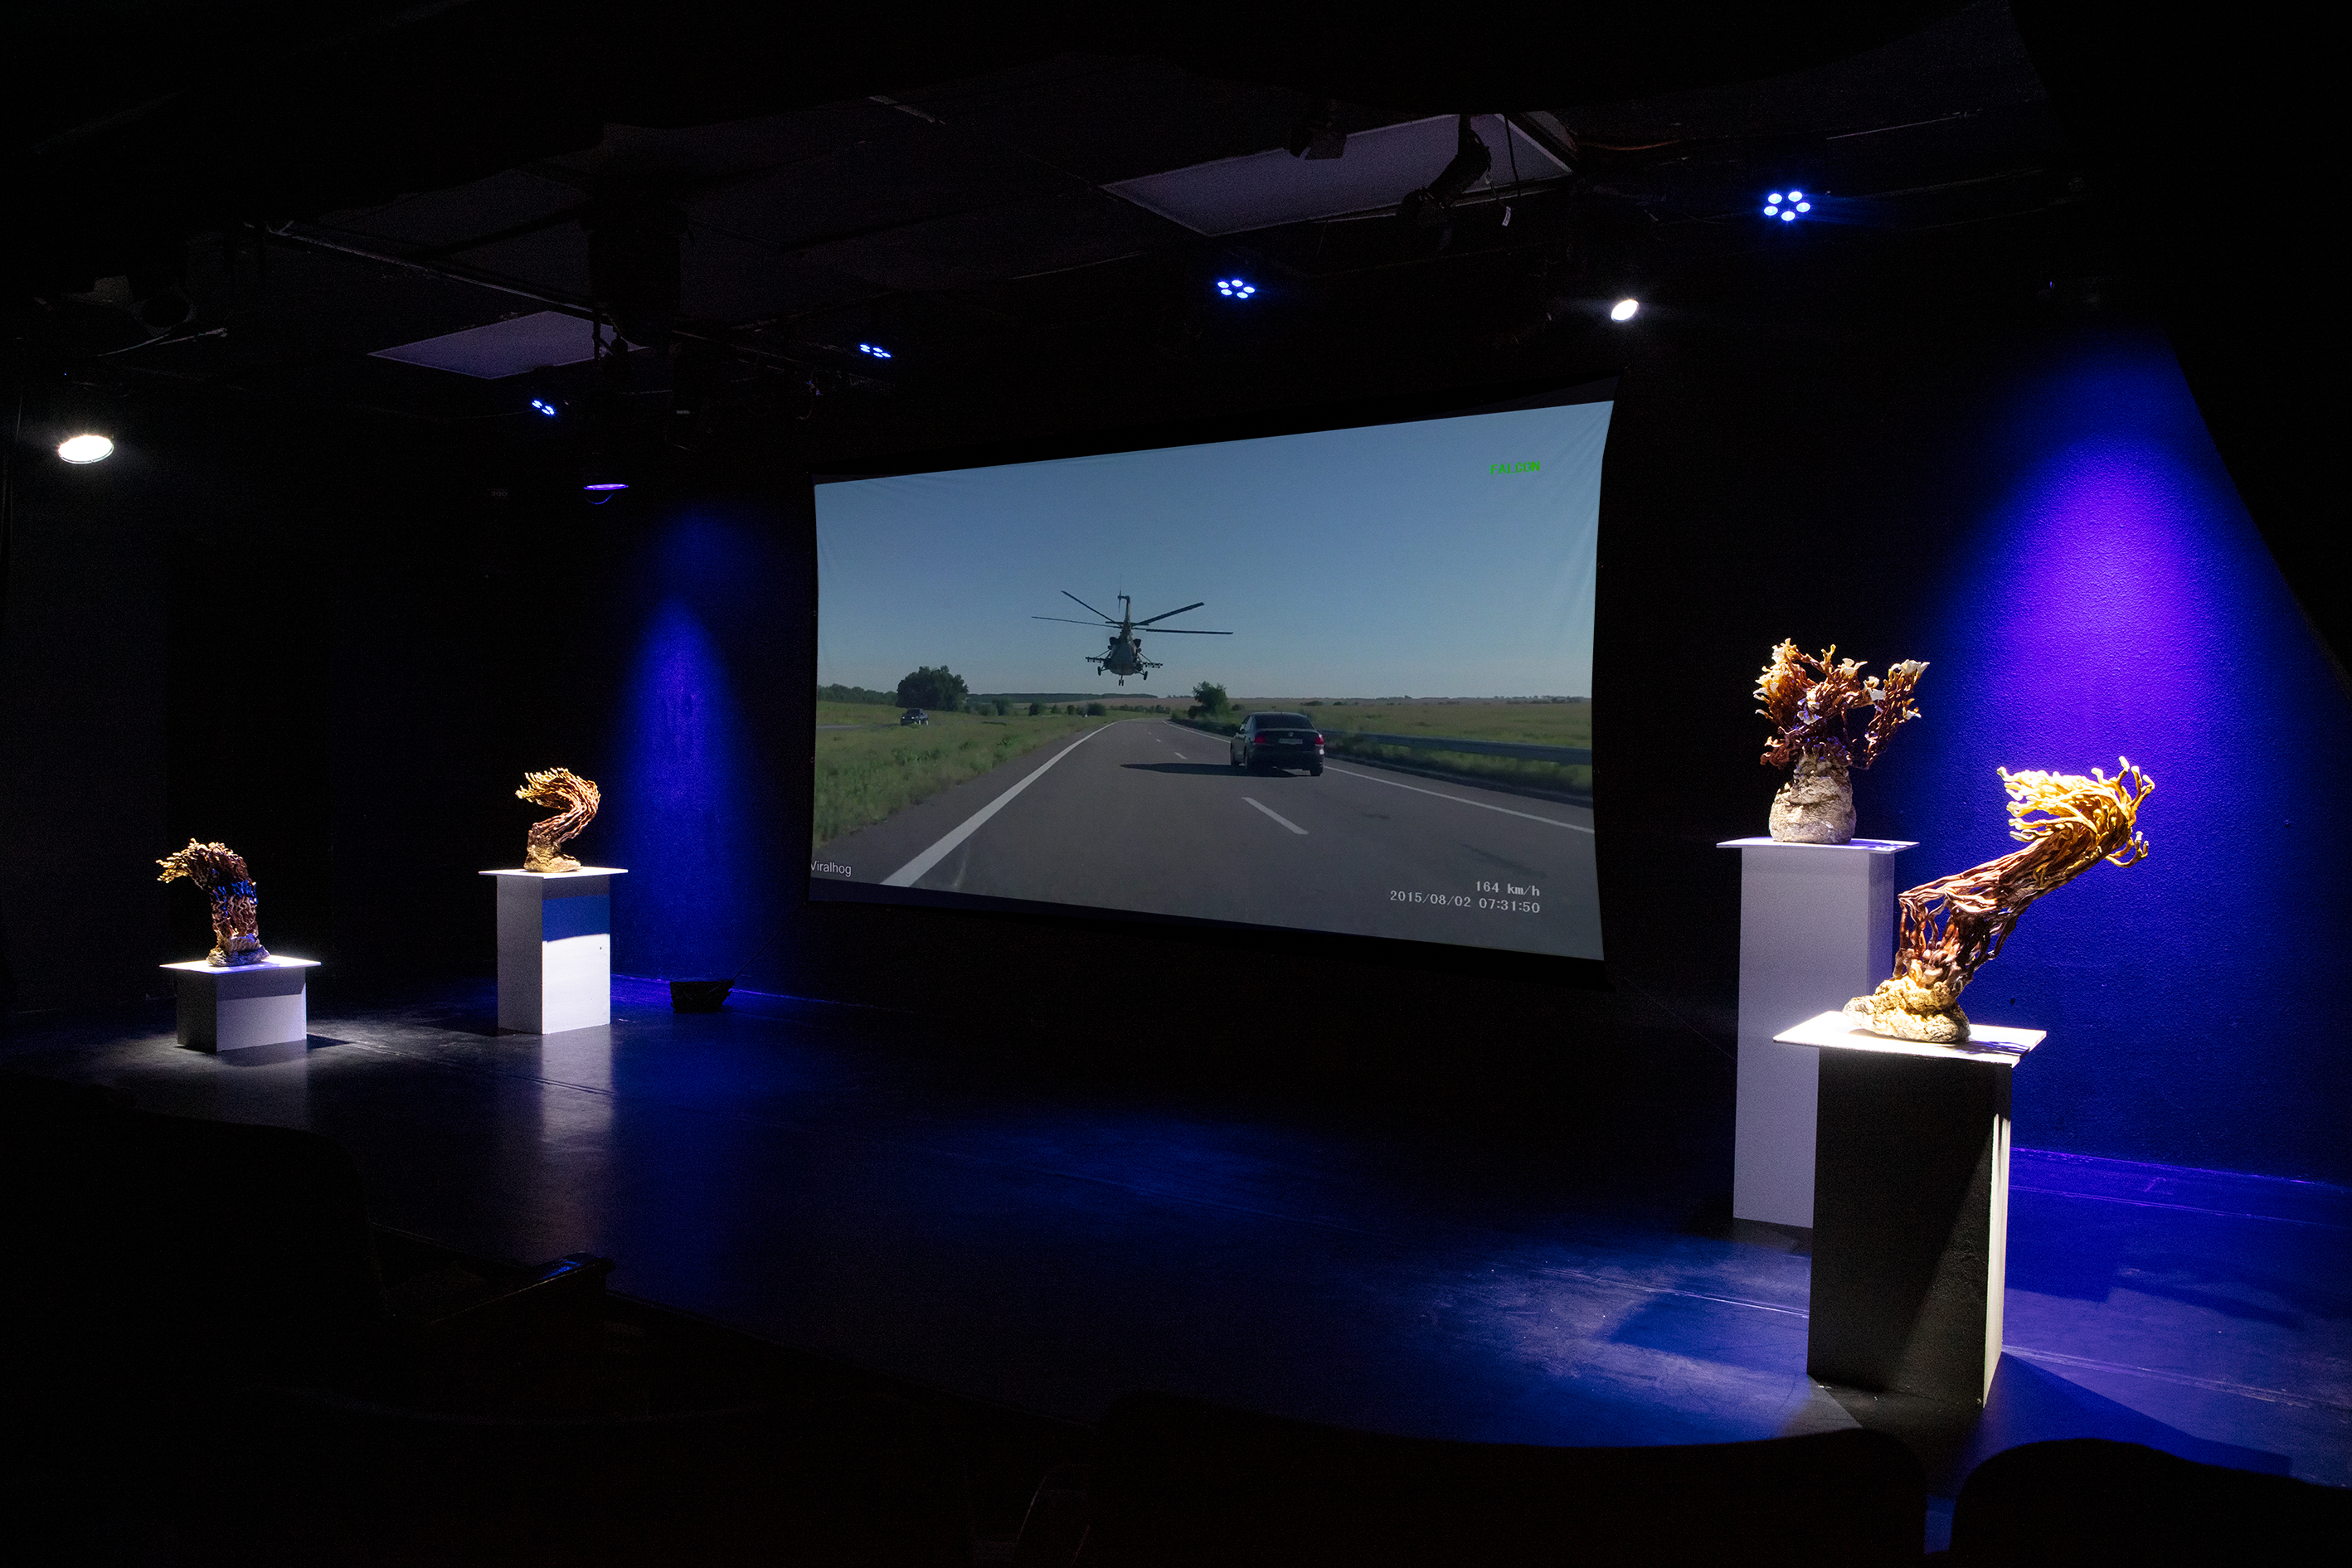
(12, 3), (2073, 410)
(2, 2), (2335, 663)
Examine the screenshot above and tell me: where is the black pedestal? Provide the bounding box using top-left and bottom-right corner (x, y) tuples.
(1806, 1043), (2015, 1405)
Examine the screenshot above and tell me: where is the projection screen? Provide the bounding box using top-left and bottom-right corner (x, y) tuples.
(811, 382), (1609, 962)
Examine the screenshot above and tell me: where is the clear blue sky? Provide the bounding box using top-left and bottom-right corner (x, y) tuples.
(816, 400), (1610, 699)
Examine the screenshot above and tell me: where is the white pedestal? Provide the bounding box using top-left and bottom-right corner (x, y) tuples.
(480, 868), (627, 1035)
(1718, 837), (1915, 1229)
(1776, 1011), (2043, 1405)
(162, 956), (320, 1052)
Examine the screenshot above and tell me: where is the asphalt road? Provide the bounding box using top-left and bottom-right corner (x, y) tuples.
(814, 719), (1601, 959)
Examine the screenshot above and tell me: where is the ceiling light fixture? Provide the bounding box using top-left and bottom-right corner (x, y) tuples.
(1762, 190), (1812, 221)
(857, 342), (892, 359)
(1214, 277), (1256, 299)
(57, 434), (114, 464)
(581, 480), (629, 503)
(1610, 299), (1640, 322)
(529, 397), (559, 417)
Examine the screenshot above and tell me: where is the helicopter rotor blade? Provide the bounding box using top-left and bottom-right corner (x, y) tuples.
(1032, 616), (1113, 625)
(1062, 590), (1116, 623)
(1135, 601), (1207, 625)
(1136, 627), (1232, 635)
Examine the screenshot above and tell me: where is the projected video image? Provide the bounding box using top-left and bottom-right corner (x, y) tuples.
(812, 395), (1608, 961)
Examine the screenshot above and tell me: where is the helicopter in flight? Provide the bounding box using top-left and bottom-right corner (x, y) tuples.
(1033, 592), (1232, 685)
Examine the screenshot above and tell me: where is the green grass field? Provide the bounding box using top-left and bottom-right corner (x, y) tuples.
(814, 710), (1125, 850)
(1283, 700), (1590, 749)
(1200, 700), (1593, 796)
(816, 699), (906, 727)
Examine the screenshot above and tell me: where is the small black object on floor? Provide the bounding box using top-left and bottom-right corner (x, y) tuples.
(668, 977), (733, 1012)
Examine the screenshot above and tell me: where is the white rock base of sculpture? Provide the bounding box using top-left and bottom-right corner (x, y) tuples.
(1767, 751), (1856, 843)
(1719, 837), (1914, 1229)
(163, 955), (321, 1052)
(481, 868), (627, 1035)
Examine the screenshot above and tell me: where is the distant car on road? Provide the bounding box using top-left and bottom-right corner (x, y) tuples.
(901, 708), (929, 726)
(1230, 712), (1324, 775)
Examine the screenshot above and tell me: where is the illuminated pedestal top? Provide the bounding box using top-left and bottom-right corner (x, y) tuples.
(1715, 837), (1917, 854)
(1774, 1009), (2044, 1065)
(478, 867), (629, 880)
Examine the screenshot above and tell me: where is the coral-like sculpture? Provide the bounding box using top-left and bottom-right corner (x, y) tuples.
(1755, 641), (1928, 843)
(158, 840), (269, 968)
(518, 767), (601, 873)
(1846, 759), (2154, 1043)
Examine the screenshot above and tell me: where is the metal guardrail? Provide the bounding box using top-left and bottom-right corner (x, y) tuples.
(1169, 717), (1588, 767)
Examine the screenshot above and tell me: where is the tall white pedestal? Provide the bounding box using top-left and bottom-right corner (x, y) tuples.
(480, 868), (627, 1035)
(163, 955), (320, 1052)
(1777, 1010), (2043, 1405)
(1719, 837), (1914, 1229)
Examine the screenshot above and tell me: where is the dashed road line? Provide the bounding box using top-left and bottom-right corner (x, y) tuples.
(1243, 797), (1308, 835)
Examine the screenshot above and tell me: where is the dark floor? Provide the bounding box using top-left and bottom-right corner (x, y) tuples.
(4, 977), (2345, 1552)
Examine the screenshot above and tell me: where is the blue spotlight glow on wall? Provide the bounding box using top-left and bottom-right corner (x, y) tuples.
(1762, 191), (1812, 222)
(858, 342), (892, 359)
(1214, 277), (1257, 299)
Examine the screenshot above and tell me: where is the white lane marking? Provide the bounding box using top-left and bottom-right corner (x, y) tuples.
(882, 726), (1110, 886)
(1172, 751), (1186, 760)
(1324, 765), (1596, 833)
(1243, 797), (1308, 835)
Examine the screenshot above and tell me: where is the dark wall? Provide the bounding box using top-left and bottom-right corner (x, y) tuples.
(1582, 313), (2350, 1182)
(5, 306), (2346, 1185)
(0, 434), (171, 1005)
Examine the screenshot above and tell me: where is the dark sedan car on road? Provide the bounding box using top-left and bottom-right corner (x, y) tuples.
(1229, 712), (1325, 774)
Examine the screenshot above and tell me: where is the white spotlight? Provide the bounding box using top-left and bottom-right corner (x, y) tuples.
(1610, 298), (1640, 323)
(57, 434), (114, 464)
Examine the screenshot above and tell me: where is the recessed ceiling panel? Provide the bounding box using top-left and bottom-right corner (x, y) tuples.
(805, 188), (1176, 293)
(1105, 114), (1568, 235)
(687, 133), (1071, 253)
(369, 309), (601, 378)
(325, 168), (584, 250)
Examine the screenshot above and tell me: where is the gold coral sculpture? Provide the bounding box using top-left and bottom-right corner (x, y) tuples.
(1846, 758), (2154, 1043)
(158, 839), (269, 967)
(1755, 640), (1927, 843)
(517, 768), (602, 873)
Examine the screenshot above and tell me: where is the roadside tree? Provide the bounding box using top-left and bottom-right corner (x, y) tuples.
(896, 665), (968, 710)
